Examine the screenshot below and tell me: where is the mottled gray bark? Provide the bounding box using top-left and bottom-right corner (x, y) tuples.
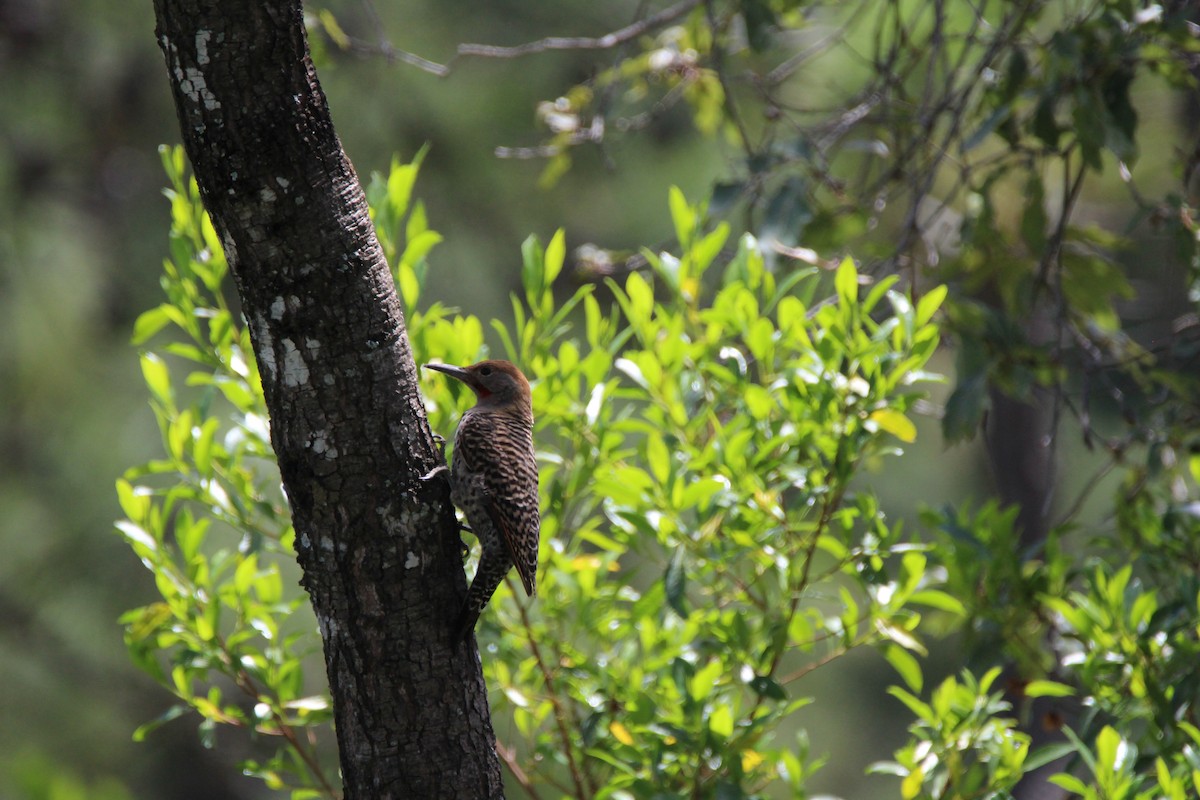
(152, 1), (504, 797)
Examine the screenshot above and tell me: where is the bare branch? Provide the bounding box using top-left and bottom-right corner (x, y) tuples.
(363, 39), (452, 76)
(496, 738), (544, 800)
(506, 574), (594, 799)
(342, 0), (701, 77)
(350, 0), (451, 74)
(456, 0), (702, 59)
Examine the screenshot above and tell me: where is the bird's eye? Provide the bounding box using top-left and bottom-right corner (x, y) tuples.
(479, 366), (493, 376)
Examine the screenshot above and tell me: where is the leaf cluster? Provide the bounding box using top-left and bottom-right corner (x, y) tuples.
(415, 183), (952, 797)
(120, 142), (1200, 800)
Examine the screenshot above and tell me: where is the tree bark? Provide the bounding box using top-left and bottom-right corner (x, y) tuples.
(152, 1), (504, 797)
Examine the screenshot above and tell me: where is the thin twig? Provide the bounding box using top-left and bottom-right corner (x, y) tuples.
(348, 0), (451, 75)
(221, 639), (340, 798)
(765, 24), (849, 85)
(508, 576), (591, 800)
(455, 0), (702, 60)
(345, 0), (701, 77)
(777, 637), (863, 684)
(1052, 454), (1118, 530)
(362, 40), (452, 76)
(496, 738), (544, 800)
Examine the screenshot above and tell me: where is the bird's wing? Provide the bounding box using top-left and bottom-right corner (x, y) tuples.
(456, 414), (540, 597)
(482, 493), (538, 598)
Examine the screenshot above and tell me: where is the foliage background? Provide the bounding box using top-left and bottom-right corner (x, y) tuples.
(0, 0), (1194, 798)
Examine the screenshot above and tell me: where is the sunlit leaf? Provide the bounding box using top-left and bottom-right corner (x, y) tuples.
(869, 409), (917, 443)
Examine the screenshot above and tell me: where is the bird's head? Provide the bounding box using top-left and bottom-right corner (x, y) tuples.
(424, 359), (532, 416)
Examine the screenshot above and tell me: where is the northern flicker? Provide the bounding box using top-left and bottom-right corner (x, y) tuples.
(423, 359), (539, 640)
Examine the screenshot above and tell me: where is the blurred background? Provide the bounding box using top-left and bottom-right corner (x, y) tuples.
(0, 0), (1191, 797)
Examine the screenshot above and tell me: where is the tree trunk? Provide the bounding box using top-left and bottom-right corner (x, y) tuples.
(152, 1), (504, 797)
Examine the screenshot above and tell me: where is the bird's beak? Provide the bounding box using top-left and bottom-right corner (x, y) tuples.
(423, 362), (472, 385)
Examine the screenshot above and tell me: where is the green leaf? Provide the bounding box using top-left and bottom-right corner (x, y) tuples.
(1032, 95), (1060, 148)
(133, 704), (189, 742)
(234, 554), (258, 596)
(834, 257), (858, 304)
(193, 417), (220, 476)
(175, 513), (207, 564)
(1094, 725), (1127, 771)
(1024, 680), (1075, 699)
(646, 433), (671, 484)
(132, 305), (173, 345)
(1048, 774), (1089, 794)
(401, 229), (443, 270)
(869, 409), (917, 443)
(748, 675), (787, 701)
(577, 529), (627, 555)
(710, 705), (734, 738)
(942, 372), (988, 443)
(116, 478), (152, 523)
(398, 265), (420, 311)
(915, 285), (947, 326)
(762, 177), (812, 249)
(901, 767), (924, 799)
(740, 0), (778, 51)
(664, 548), (689, 617)
(668, 185), (695, 248)
(876, 619), (926, 655)
(317, 9), (350, 49)
(908, 589), (966, 616)
(887, 686), (933, 722)
(691, 224), (730, 278)
(690, 659), (723, 701)
(543, 228), (566, 286)
(743, 384), (775, 420)
(140, 352), (174, 408)
(1101, 69), (1137, 162)
(885, 644), (924, 693)
(865, 275), (900, 315)
(624, 272), (654, 324)
(1024, 741), (1076, 772)
(115, 520), (157, 554)
(385, 145), (428, 221)
(521, 234), (544, 300)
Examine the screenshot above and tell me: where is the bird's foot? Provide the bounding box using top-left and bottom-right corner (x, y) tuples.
(419, 464), (449, 482)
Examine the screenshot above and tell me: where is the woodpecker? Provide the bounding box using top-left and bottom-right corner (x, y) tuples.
(423, 359), (539, 640)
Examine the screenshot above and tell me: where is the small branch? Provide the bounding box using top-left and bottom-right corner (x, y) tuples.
(765, 24), (848, 85)
(344, 0), (701, 77)
(1053, 456), (1118, 531)
(494, 144), (566, 160)
(360, 39), (451, 77)
(456, 0), (702, 60)
(220, 637), (340, 798)
(496, 738), (543, 800)
(778, 638), (859, 685)
(614, 80), (690, 132)
(494, 118), (606, 160)
(344, 1), (451, 75)
(508, 576), (591, 799)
